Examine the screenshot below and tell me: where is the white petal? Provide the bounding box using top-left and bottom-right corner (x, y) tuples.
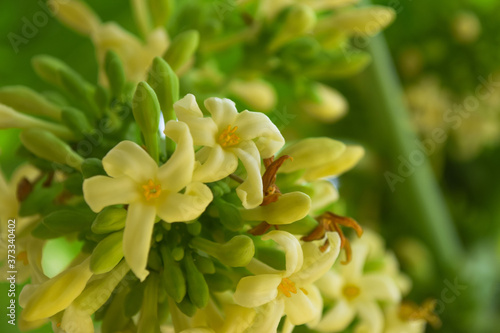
(339, 242), (368, 280)
(83, 176), (139, 212)
(156, 182), (212, 222)
(233, 110), (285, 157)
(314, 299), (356, 332)
(204, 97), (239, 129)
(283, 288), (319, 326)
(233, 274), (282, 308)
(233, 142), (263, 209)
(355, 301), (384, 333)
(158, 121), (194, 193)
(262, 230), (303, 277)
(359, 274), (401, 303)
(193, 145), (238, 183)
(102, 141), (158, 183)
(293, 232), (341, 286)
(123, 203), (156, 281)
(174, 95), (218, 147)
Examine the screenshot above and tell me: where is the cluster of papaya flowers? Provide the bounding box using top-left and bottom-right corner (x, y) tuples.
(0, 53), (438, 332)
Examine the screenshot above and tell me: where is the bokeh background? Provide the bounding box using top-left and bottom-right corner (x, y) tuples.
(1, 0), (499, 332)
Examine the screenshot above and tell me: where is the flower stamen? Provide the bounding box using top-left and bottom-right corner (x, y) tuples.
(399, 299), (442, 329)
(218, 125), (240, 147)
(342, 284), (361, 300)
(17, 251), (29, 265)
(142, 179), (162, 200)
(277, 277), (297, 297)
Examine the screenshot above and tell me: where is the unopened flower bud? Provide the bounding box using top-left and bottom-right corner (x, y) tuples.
(228, 79), (277, 112)
(0, 86), (61, 120)
(91, 207), (127, 234)
(90, 231), (124, 274)
(300, 83), (348, 123)
(163, 30), (200, 72)
(190, 235), (255, 267)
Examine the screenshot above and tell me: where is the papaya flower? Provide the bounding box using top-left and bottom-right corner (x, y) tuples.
(173, 94), (285, 208)
(312, 241), (401, 333)
(83, 121), (212, 281)
(233, 230), (341, 329)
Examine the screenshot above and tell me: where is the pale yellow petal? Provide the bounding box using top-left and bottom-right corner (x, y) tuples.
(193, 145), (238, 183)
(83, 176), (139, 212)
(50, 0), (101, 35)
(123, 203), (156, 281)
(233, 142), (263, 209)
(355, 301), (384, 333)
(156, 182), (212, 222)
(339, 242), (368, 280)
(102, 141), (157, 183)
(262, 230), (303, 277)
(283, 288), (318, 326)
(313, 299), (356, 332)
(233, 274), (282, 308)
(304, 145), (365, 181)
(158, 121), (195, 192)
(310, 180), (339, 212)
(315, 270), (343, 300)
(204, 97), (238, 129)
(246, 300), (285, 333)
(359, 274), (401, 303)
(61, 305), (94, 333)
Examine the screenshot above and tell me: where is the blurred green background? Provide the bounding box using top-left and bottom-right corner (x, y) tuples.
(1, 0), (499, 332)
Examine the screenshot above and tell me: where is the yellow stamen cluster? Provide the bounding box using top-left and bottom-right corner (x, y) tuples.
(277, 277), (297, 297)
(218, 125), (240, 147)
(342, 284), (361, 300)
(142, 179), (162, 200)
(17, 251), (29, 265)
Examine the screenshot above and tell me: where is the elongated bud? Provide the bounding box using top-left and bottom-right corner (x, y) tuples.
(160, 245), (186, 303)
(190, 235), (255, 267)
(90, 231), (124, 274)
(279, 137), (346, 173)
(133, 81), (161, 162)
(241, 192), (311, 225)
(32, 55), (99, 118)
(316, 6), (395, 37)
(61, 107), (93, 137)
(193, 253), (215, 274)
(0, 103), (73, 139)
(228, 79), (277, 112)
(268, 5), (316, 52)
(306, 52), (372, 79)
(105, 51), (126, 99)
(22, 258), (93, 322)
(91, 207), (127, 234)
(0, 86), (61, 120)
(214, 198), (243, 231)
(42, 210), (95, 235)
(48, 0), (101, 35)
(147, 57), (179, 121)
(304, 145), (365, 180)
(137, 273), (161, 333)
(20, 128), (84, 171)
(182, 251), (209, 309)
(300, 83), (348, 123)
(163, 30), (199, 72)
(148, 0), (174, 27)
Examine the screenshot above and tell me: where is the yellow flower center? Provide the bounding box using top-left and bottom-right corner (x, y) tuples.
(142, 179), (162, 200)
(218, 125), (240, 147)
(17, 251), (29, 265)
(342, 284), (361, 301)
(277, 277), (297, 297)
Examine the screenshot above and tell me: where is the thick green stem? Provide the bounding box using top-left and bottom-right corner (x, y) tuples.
(357, 5), (463, 273)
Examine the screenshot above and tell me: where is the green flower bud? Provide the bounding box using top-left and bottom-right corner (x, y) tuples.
(192, 252), (215, 274)
(163, 30), (199, 72)
(160, 245), (186, 303)
(61, 107), (93, 137)
(214, 197), (243, 231)
(0, 103), (73, 139)
(147, 57), (179, 122)
(175, 295), (196, 317)
(268, 5), (316, 52)
(148, 0), (174, 27)
(20, 128), (84, 171)
(132, 81), (161, 162)
(0, 85), (61, 120)
(306, 52), (372, 79)
(204, 272), (233, 292)
(42, 209), (95, 235)
(190, 235), (255, 267)
(91, 207), (127, 234)
(90, 231), (124, 274)
(138, 273), (161, 333)
(182, 251), (209, 309)
(105, 51), (126, 99)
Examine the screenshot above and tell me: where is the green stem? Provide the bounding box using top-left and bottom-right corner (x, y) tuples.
(358, 3), (463, 273)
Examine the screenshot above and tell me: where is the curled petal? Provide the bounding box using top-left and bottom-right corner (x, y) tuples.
(356, 301), (384, 333)
(123, 203), (156, 281)
(83, 176), (139, 212)
(102, 141), (157, 183)
(174, 94), (218, 147)
(247, 300), (285, 333)
(234, 274), (282, 308)
(233, 111), (285, 157)
(158, 121), (195, 192)
(314, 299), (356, 332)
(283, 288), (318, 326)
(204, 97), (239, 129)
(262, 230), (303, 277)
(156, 182), (212, 222)
(233, 143), (264, 209)
(193, 146), (238, 183)
(359, 274), (401, 303)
